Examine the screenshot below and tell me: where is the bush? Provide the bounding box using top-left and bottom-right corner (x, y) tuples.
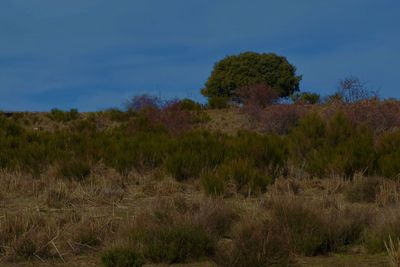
(48, 108), (79, 122)
(126, 214), (214, 264)
(377, 131), (400, 178)
(125, 94), (162, 112)
(291, 92), (320, 104)
(260, 104), (307, 134)
(57, 160), (91, 181)
(215, 220), (290, 267)
(102, 248), (144, 267)
(231, 131), (287, 177)
(270, 197), (330, 256)
(289, 112), (375, 177)
(201, 171), (227, 196)
(208, 96), (229, 109)
(344, 176), (380, 203)
(173, 98), (202, 111)
(216, 159), (272, 196)
(364, 210), (400, 253)
(165, 132), (226, 181)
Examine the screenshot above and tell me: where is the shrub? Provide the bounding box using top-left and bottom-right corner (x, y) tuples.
(57, 160), (91, 181)
(270, 197), (330, 256)
(173, 98), (202, 111)
(343, 100), (400, 133)
(48, 108), (79, 122)
(337, 76), (376, 103)
(126, 215), (214, 264)
(364, 210), (400, 253)
(208, 96), (229, 109)
(260, 104), (307, 134)
(214, 159), (272, 196)
(377, 131), (400, 178)
(289, 112), (375, 177)
(102, 248), (144, 267)
(344, 176), (380, 203)
(237, 84), (280, 120)
(165, 132), (226, 180)
(201, 171), (227, 196)
(0, 213), (57, 260)
(125, 94), (161, 112)
(194, 199), (237, 237)
(291, 92), (320, 104)
(230, 131), (287, 177)
(215, 220), (290, 267)
(104, 108), (130, 122)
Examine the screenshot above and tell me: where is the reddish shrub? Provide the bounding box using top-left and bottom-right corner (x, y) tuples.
(237, 84), (280, 121)
(344, 100), (400, 133)
(260, 104), (309, 134)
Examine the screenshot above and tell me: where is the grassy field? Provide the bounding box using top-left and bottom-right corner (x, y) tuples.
(1, 103), (400, 266)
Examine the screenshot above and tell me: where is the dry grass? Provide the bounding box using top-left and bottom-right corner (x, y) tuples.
(385, 236), (400, 267)
(0, 166), (398, 266)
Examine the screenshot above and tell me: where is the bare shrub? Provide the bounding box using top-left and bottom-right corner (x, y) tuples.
(0, 212), (58, 261)
(237, 84), (279, 121)
(125, 94), (161, 112)
(338, 76), (377, 103)
(68, 216), (117, 254)
(260, 104), (309, 134)
(343, 100), (400, 133)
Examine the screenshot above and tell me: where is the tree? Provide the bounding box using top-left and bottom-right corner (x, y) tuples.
(201, 52), (302, 104)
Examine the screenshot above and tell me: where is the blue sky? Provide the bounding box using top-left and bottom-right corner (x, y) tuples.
(1, 0), (399, 111)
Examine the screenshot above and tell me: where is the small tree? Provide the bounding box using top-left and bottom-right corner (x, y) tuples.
(337, 76), (378, 103)
(201, 52), (301, 105)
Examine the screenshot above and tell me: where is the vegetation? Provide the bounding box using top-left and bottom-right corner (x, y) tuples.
(201, 52), (301, 105)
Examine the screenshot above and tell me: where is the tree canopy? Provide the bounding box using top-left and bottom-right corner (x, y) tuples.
(201, 52), (302, 102)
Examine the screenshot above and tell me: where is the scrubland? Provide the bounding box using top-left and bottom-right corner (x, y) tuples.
(1, 98), (400, 266)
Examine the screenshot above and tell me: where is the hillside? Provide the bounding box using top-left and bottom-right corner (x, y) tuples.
(1, 101), (400, 266)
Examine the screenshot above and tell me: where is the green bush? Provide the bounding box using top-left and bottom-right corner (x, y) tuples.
(57, 160), (91, 181)
(208, 96), (229, 109)
(175, 99), (203, 111)
(291, 92), (320, 104)
(201, 171), (227, 196)
(48, 108), (79, 122)
(129, 222), (214, 264)
(218, 159), (272, 196)
(230, 131), (287, 178)
(165, 131), (226, 180)
(289, 112), (375, 177)
(377, 131), (400, 178)
(102, 248), (144, 267)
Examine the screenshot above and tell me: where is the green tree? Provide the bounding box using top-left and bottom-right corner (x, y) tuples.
(201, 52), (301, 104)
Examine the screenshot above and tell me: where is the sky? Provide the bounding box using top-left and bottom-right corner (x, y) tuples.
(1, 0), (399, 111)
